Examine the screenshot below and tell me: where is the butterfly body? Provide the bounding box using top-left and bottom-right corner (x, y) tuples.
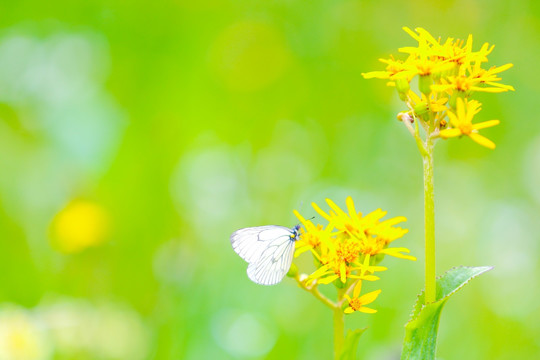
(231, 224), (300, 285)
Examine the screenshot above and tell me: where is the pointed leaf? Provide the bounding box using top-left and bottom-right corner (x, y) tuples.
(340, 328), (368, 360)
(401, 266), (492, 360)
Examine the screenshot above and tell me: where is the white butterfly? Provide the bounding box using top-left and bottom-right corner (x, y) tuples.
(231, 224), (301, 285)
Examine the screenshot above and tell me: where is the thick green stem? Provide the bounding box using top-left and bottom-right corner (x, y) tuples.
(333, 303), (345, 359)
(423, 138), (436, 304)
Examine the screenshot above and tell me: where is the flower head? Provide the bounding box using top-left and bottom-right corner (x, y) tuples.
(343, 281), (381, 314)
(362, 27), (512, 150)
(294, 197), (414, 286)
(439, 98), (500, 149)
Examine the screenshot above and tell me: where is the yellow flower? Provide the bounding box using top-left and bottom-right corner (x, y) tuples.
(307, 252), (385, 285)
(312, 197), (415, 261)
(431, 74), (513, 94)
(439, 98), (500, 149)
(364, 26), (513, 100)
(467, 62), (515, 92)
(400, 27), (491, 66)
(294, 197), (415, 286)
(362, 55), (421, 83)
(343, 281), (381, 314)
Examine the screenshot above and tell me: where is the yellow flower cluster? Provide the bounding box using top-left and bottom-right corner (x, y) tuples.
(363, 27), (514, 149)
(294, 197), (415, 314)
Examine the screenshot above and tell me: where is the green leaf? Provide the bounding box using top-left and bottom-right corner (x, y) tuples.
(401, 266), (493, 360)
(340, 328), (368, 360)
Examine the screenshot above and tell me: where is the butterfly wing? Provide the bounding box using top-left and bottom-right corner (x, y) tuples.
(246, 234), (296, 286)
(230, 225), (292, 263)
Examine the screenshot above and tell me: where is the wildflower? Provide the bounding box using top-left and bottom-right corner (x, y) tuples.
(362, 55), (417, 81)
(439, 98), (500, 149)
(399, 27), (490, 66)
(431, 74), (512, 94)
(294, 197), (414, 286)
(343, 281), (381, 314)
(311, 197), (415, 261)
(362, 26), (512, 152)
(468, 63), (515, 91)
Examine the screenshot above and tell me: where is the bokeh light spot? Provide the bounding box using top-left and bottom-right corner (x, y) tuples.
(49, 199), (110, 254)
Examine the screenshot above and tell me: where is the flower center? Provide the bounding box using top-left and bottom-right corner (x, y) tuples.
(349, 298), (363, 311)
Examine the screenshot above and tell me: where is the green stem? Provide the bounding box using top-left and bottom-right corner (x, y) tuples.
(333, 291), (345, 359)
(423, 137), (436, 304)
(295, 276), (346, 358)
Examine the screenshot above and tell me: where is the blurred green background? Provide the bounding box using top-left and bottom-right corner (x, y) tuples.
(0, 0), (538, 359)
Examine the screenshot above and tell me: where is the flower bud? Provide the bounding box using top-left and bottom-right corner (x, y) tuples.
(413, 102), (429, 117)
(418, 75), (432, 96)
(395, 78), (410, 101)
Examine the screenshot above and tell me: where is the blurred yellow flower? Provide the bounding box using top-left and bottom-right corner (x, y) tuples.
(439, 98), (500, 149)
(343, 281), (381, 314)
(50, 199), (110, 254)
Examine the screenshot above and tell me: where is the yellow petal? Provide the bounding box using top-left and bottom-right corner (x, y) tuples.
(326, 199), (348, 219)
(491, 63), (513, 73)
(380, 216), (407, 227)
(359, 307), (377, 314)
(344, 307), (355, 314)
(431, 84), (455, 95)
(456, 98), (466, 121)
(439, 128), (463, 139)
(318, 275), (339, 284)
(470, 86), (510, 93)
(293, 209), (307, 225)
(469, 133), (496, 149)
(381, 247), (417, 260)
(358, 275), (380, 281)
(311, 202), (331, 222)
(353, 281), (362, 298)
(484, 82), (515, 91)
(309, 265), (331, 279)
(472, 119), (500, 130)
(346, 196), (361, 221)
(363, 254), (371, 268)
(416, 27), (439, 46)
(402, 26), (420, 42)
(361, 71), (391, 79)
(359, 289), (382, 305)
(340, 262), (347, 283)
